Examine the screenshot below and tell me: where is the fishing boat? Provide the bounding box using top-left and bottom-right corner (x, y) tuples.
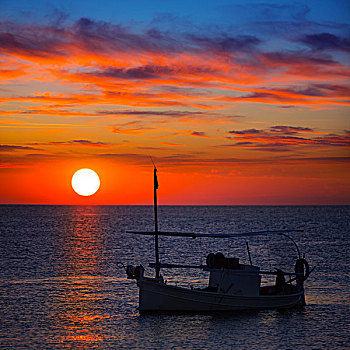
(126, 167), (313, 313)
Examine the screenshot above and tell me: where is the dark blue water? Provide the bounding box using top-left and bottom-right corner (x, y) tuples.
(0, 205), (349, 349)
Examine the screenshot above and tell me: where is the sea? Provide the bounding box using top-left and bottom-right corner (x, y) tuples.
(0, 205), (349, 349)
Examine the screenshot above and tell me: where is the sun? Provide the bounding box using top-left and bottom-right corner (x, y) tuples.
(71, 169), (100, 196)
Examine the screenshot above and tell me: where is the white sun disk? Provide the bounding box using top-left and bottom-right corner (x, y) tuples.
(72, 169), (100, 196)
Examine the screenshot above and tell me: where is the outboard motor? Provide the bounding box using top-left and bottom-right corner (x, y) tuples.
(294, 258), (310, 286)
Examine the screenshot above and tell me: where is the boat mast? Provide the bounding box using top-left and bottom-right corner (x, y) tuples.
(153, 166), (160, 278)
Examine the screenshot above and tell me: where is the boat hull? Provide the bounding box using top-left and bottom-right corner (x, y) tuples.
(138, 277), (305, 313)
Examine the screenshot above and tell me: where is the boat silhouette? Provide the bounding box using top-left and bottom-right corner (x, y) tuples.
(126, 167), (313, 313)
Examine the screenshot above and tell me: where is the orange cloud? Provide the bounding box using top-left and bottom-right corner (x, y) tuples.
(1, 19), (349, 113)
(0, 18), (349, 204)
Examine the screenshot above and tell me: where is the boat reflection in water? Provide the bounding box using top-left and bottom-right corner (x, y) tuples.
(126, 168), (313, 313)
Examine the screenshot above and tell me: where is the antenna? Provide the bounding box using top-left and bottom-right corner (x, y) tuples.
(149, 155), (156, 169)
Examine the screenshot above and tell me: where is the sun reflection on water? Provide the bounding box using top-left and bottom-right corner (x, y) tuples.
(53, 206), (109, 347)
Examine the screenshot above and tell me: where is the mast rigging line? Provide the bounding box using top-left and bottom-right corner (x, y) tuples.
(126, 229), (304, 239)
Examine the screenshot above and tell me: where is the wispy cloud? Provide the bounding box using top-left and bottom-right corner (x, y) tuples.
(1, 16), (349, 113)
(223, 126), (350, 151)
(97, 151), (350, 167)
(29, 139), (112, 148)
(109, 121), (153, 135)
(0, 120), (89, 128)
(0, 144), (41, 151)
(191, 131), (207, 137)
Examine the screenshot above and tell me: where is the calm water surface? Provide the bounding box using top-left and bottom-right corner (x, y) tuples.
(0, 205), (349, 349)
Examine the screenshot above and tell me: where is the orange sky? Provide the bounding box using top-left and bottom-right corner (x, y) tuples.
(0, 1), (349, 204)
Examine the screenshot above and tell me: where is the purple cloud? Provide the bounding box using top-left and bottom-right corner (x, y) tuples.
(84, 64), (216, 81)
(0, 144), (40, 151)
(191, 131), (207, 137)
(262, 51), (336, 66)
(270, 126), (314, 134)
(300, 33), (350, 52)
(228, 129), (265, 135)
(29, 140), (109, 147)
(186, 34), (261, 53)
(97, 109), (208, 118)
(0, 30), (66, 57)
(0, 16), (262, 61)
(223, 127), (350, 152)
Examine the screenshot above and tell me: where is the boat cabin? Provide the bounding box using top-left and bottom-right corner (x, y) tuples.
(204, 253), (260, 296)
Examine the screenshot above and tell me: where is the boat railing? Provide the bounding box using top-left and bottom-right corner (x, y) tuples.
(148, 262), (303, 277)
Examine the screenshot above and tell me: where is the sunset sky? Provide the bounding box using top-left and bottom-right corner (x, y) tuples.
(0, 0), (349, 205)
